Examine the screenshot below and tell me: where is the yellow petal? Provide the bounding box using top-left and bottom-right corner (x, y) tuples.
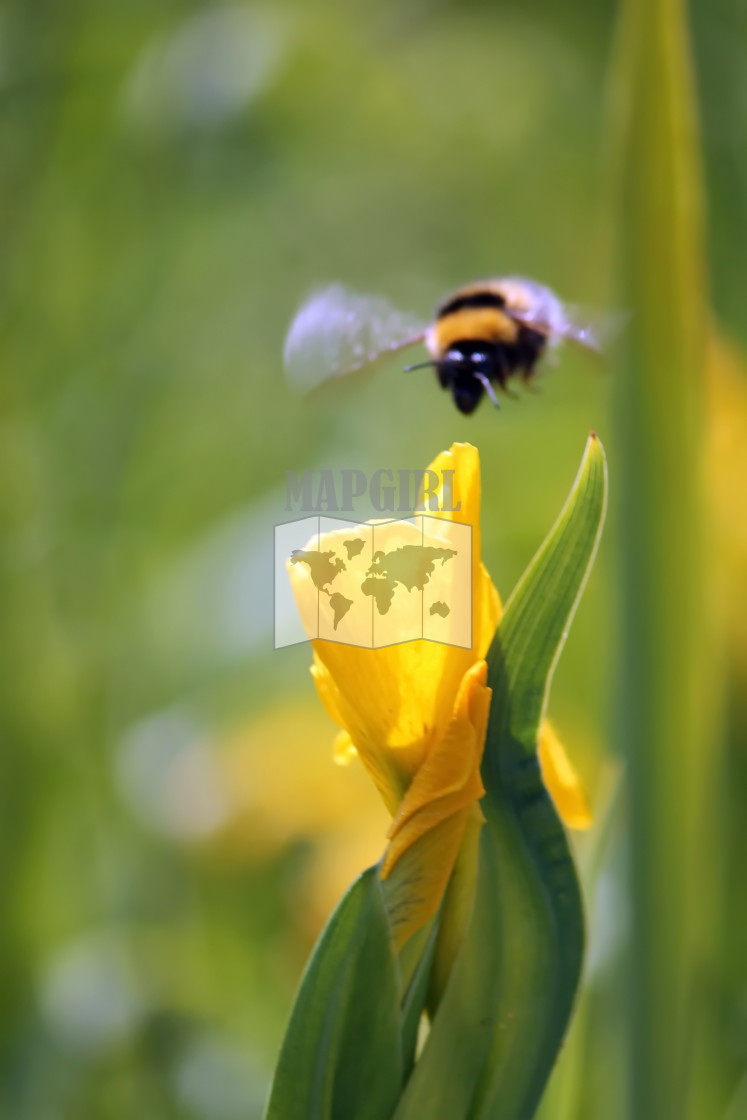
(310, 641), (467, 811)
(293, 447), (499, 811)
(382, 660), (490, 879)
(332, 730), (357, 766)
(475, 562), (502, 658)
(382, 806), (474, 951)
(285, 444), (502, 814)
(421, 444), (502, 656)
(376, 662), (490, 948)
(423, 444), (482, 542)
(538, 719), (592, 830)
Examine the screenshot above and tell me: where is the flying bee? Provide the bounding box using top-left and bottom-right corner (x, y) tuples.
(284, 277), (615, 415)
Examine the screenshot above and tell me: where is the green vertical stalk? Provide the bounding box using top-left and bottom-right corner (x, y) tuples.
(609, 1), (709, 1118)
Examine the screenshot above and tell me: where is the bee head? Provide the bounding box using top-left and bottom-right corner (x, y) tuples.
(441, 341), (498, 378)
(438, 341), (503, 413)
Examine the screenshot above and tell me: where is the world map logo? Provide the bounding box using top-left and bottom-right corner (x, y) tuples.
(274, 515), (473, 649)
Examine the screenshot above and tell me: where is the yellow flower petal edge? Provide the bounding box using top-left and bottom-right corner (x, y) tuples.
(383, 806), (476, 952)
(287, 443), (592, 949)
(538, 720), (592, 831)
(382, 660), (490, 879)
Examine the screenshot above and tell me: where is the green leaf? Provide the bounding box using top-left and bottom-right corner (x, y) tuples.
(399, 919), (438, 1078)
(264, 866), (403, 1120)
(490, 432), (608, 753)
(395, 433), (607, 1120)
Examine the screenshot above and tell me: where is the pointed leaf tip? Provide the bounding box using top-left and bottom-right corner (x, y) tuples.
(486, 433), (607, 754)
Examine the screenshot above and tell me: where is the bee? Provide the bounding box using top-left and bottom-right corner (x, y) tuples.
(284, 277), (612, 415)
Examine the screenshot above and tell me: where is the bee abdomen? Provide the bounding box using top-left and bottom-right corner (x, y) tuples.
(436, 289), (506, 319)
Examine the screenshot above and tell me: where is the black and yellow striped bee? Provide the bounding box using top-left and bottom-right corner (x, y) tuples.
(284, 277), (609, 415)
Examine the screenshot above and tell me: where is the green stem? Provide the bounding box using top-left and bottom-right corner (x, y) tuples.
(610, 0), (710, 1116)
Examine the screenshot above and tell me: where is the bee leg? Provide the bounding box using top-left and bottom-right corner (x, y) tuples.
(494, 357), (519, 400)
(497, 371), (520, 400)
(475, 373), (501, 409)
(521, 365), (542, 392)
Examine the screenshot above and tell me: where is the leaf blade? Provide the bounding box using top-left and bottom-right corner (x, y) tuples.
(265, 866), (403, 1120)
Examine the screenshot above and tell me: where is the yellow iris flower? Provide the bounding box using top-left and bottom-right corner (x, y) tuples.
(287, 443), (590, 949)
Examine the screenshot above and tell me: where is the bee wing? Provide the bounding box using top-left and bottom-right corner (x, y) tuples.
(284, 284), (427, 394)
(548, 305), (629, 355)
(508, 298), (627, 355)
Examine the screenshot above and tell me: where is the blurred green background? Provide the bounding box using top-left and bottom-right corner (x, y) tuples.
(1, 0), (745, 1117)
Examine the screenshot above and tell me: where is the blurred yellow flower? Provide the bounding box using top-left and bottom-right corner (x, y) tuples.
(216, 701), (390, 936)
(706, 332), (747, 674)
(288, 443), (590, 948)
